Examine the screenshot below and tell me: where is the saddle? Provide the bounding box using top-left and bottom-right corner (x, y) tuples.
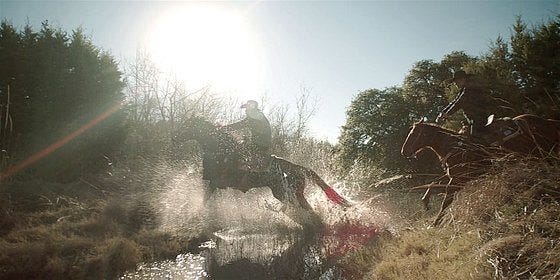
(485, 116), (522, 146)
(456, 115), (523, 146)
(202, 148), (273, 189)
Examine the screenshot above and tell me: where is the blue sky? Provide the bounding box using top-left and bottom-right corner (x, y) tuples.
(1, 1), (558, 143)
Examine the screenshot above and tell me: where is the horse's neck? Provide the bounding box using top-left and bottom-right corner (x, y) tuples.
(203, 130), (239, 157)
(191, 127), (219, 151)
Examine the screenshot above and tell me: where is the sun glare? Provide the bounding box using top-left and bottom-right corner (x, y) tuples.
(146, 6), (262, 98)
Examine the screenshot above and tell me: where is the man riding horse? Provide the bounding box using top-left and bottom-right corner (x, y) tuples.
(202, 100), (274, 188)
(436, 70), (495, 143)
(221, 100), (272, 173)
(180, 113), (350, 225)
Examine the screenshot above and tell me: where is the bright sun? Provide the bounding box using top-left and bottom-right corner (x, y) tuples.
(146, 6), (262, 98)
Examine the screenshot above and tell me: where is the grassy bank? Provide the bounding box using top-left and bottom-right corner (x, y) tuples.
(0, 163), (206, 279)
(341, 157), (560, 279)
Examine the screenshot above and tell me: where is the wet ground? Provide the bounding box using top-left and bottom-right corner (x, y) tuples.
(122, 225), (348, 280)
(121, 172), (387, 279)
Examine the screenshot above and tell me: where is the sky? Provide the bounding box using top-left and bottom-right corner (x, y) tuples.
(1, 1), (558, 143)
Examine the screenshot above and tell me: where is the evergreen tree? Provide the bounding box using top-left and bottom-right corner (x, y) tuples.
(0, 20), (125, 181)
(337, 16), (559, 175)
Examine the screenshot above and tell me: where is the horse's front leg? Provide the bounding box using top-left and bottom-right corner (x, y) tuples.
(201, 180), (220, 231)
(295, 179), (312, 211)
(421, 187), (433, 211)
(202, 180), (215, 203)
(433, 178), (455, 226)
(432, 191), (454, 226)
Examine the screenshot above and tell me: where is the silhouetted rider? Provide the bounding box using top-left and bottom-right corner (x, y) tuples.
(222, 100), (272, 172)
(436, 70), (493, 139)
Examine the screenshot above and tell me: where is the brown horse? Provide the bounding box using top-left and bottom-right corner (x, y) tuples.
(401, 120), (495, 226)
(177, 117), (351, 226)
(486, 114), (560, 158)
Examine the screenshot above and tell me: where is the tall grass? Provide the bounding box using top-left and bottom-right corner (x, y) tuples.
(341, 156), (560, 279)
(0, 171), (202, 279)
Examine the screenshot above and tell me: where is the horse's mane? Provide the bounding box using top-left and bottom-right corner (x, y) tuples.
(414, 122), (471, 142)
(180, 117), (239, 150)
(415, 122), (459, 135)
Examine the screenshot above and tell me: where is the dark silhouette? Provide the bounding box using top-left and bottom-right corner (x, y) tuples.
(177, 117), (350, 225)
(437, 70), (495, 141)
(222, 100), (272, 172)
(401, 120), (495, 226)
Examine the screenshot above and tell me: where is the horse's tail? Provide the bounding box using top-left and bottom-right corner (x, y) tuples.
(303, 168), (351, 207)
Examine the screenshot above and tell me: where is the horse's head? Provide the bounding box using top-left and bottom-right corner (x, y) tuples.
(176, 117), (217, 141)
(401, 120), (436, 158)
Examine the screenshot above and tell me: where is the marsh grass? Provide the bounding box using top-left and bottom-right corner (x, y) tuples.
(0, 170), (203, 280)
(342, 156), (560, 279)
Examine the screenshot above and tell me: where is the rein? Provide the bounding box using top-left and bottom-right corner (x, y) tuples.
(423, 127), (475, 165)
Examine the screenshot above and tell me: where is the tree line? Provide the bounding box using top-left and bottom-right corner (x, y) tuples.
(0, 21), (125, 180)
(0, 21), (329, 181)
(1, 16), (557, 182)
(337, 16), (560, 175)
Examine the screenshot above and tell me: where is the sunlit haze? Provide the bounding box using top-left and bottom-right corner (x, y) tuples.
(145, 6), (263, 99)
(1, 1), (557, 142)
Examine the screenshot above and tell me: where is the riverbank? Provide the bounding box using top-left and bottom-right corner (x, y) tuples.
(342, 157), (560, 279)
(0, 171), (205, 279)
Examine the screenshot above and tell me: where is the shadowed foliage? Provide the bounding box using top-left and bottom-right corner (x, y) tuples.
(0, 21), (125, 181)
(338, 16), (560, 176)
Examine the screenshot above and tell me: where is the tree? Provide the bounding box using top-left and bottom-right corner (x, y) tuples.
(0, 21), (125, 181)
(337, 87), (414, 173)
(509, 16), (560, 117)
(337, 16), (559, 176)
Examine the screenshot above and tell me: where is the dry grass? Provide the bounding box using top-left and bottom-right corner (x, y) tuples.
(0, 177), (202, 280)
(451, 157), (560, 279)
(359, 226), (491, 280)
(343, 156), (560, 279)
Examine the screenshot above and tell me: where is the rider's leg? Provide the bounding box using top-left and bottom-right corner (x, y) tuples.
(253, 146), (272, 172)
(470, 121), (492, 145)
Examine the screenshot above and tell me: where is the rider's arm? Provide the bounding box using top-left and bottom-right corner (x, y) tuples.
(441, 89), (466, 116)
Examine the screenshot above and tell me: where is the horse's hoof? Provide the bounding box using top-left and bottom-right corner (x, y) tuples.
(422, 201), (430, 211)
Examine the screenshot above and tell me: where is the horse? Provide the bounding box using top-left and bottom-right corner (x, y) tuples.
(401, 120), (495, 226)
(485, 114), (560, 158)
(175, 117), (350, 225)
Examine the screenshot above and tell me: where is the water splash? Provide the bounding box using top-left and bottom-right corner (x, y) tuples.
(157, 169), (207, 233)
(121, 253), (208, 280)
(306, 175), (404, 235)
(122, 161), (404, 279)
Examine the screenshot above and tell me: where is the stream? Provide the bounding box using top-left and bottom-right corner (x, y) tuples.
(122, 225), (346, 280)
(120, 173), (385, 279)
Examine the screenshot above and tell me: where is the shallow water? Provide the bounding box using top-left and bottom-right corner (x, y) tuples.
(211, 228), (302, 265)
(122, 226), (342, 280)
(120, 253), (208, 280)
(122, 171), (385, 279)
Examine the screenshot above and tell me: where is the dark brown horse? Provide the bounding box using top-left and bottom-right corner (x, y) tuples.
(176, 117), (350, 225)
(401, 120), (495, 225)
(486, 114), (560, 158)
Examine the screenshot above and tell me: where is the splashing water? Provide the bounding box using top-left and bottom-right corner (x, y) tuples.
(122, 164), (403, 279)
(121, 253), (208, 280)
